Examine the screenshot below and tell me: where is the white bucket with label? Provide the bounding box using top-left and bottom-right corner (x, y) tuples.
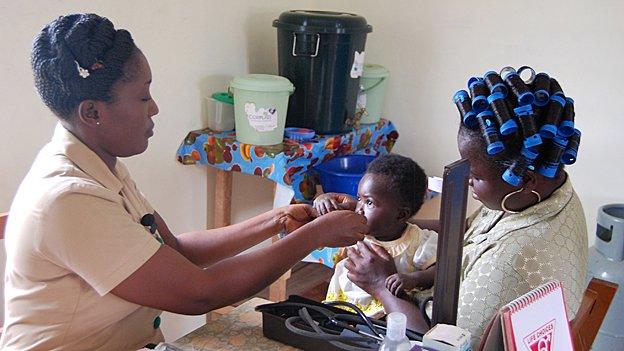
(229, 74), (294, 145)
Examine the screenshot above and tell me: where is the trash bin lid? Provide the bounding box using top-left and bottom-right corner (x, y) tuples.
(273, 10), (372, 34)
(230, 74), (294, 93)
(363, 64), (390, 78)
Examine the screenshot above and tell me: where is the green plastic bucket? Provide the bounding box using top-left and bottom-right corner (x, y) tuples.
(230, 74), (294, 145)
(359, 64), (389, 124)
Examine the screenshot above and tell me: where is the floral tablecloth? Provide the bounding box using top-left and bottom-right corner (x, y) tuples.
(176, 119), (398, 202)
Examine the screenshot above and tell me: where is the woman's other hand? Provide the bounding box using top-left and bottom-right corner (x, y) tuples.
(313, 192), (357, 215)
(305, 210), (367, 248)
(275, 204), (317, 233)
(345, 241), (397, 297)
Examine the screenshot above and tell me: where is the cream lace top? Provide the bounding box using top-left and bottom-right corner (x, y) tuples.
(326, 223), (438, 317)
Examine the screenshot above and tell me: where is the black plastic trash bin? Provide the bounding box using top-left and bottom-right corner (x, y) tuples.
(273, 10), (372, 134)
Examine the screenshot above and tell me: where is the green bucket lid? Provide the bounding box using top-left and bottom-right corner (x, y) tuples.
(212, 92), (234, 105)
(362, 64), (389, 79)
(230, 74), (294, 93)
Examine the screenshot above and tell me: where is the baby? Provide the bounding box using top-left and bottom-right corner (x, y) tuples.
(315, 154), (438, 317)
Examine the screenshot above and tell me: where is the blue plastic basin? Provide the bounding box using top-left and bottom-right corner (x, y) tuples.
(314, 155), (377, 197)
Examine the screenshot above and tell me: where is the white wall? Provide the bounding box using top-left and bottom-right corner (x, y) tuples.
(313, 0), (624, 239)
(2, 0), (623, 341)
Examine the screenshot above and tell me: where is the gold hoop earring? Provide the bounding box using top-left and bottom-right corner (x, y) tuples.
(501, 188), (542, 213)
(501, 188), (524, 213)
(531, 190), (541, 203)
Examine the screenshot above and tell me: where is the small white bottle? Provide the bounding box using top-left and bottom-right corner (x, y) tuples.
(379, 312), (412, 351)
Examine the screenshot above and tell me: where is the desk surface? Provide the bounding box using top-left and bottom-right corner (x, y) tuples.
(171, 298), (298, 351)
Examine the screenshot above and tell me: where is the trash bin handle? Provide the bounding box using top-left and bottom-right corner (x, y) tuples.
(361, 77), (387, 93)
(292, 33), (320, 58)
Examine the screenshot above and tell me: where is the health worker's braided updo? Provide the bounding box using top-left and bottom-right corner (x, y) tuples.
(31, 13), (138, 119)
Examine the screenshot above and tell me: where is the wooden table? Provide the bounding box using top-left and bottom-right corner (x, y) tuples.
(171, 298), (298, 351)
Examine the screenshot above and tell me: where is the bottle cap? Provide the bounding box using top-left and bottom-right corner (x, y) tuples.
(487, 141), (505, 155)
(472, 95), (489, 112)
(386, 312), (407, 341)
(500, 119), (518, 135)
(490, 83), (508, 97)
(538, 163), (559, 178)
(467, 77), (483, 89)
(453, 90), (469, 103)
(523, 134), (543, 149)
(501, 67), (517, 81)
(484, 71), (498, 78)
(522, 147), (539, 161)
(558, 120), (575, 138)
(463, 111), (477, 128)
(477, 110), (494, 119)
(514, 104), (533, 116)
(487, 92), (505, 104)
(533, 89), (550, 106)
(503, 168), (522, 186)
(518, 91), (536, 106)
(562, 148), (578, 165)
(550, 95), (566, 107)
(539, 124), (558, 139)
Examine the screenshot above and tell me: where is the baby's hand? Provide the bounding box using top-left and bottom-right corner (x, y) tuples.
(313, 193), (357, 215)
(385, 273), (405, 297)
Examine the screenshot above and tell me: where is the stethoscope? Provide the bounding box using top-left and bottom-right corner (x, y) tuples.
(141, 213), (164, 244)
(276, 300), (423, 351)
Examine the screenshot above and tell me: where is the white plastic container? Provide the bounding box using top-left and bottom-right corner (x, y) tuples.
(206, 92), (235, 132)
(379, 312), (412, 351)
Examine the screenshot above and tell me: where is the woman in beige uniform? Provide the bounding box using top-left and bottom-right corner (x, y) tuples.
(1, 13), (368, 350)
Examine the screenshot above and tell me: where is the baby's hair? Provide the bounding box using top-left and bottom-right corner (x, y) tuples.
(365, 154), (427, 217)
(31, 13), (138, 119)
(454, 67), (580, 186)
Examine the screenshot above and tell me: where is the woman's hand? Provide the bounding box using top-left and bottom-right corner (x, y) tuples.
(275, 204), (317, 233)
(344, 241), (397, 298)
(313, 193), (358, 215)
(303, 210), (367, 248)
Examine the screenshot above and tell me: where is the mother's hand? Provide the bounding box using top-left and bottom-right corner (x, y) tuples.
(344, 241), (397, 298)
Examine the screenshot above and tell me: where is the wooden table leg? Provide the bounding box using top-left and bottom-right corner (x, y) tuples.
(208, 169), (232, 321)
(269, 233), (292, 301)
(213, 169), (232, 228)
(268, 183), (294, 301)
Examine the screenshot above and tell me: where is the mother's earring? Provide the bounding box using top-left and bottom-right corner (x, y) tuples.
(501, 188), (541, 213)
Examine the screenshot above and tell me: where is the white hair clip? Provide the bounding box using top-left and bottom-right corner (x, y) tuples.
(75, 60), (90, 79)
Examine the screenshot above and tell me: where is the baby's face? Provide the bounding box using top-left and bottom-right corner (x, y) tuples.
(355, 173), (405, 241)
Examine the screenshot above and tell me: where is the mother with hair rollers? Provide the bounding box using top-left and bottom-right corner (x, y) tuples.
(344, 66), (587, 349)
(2, 14), (368, 350)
